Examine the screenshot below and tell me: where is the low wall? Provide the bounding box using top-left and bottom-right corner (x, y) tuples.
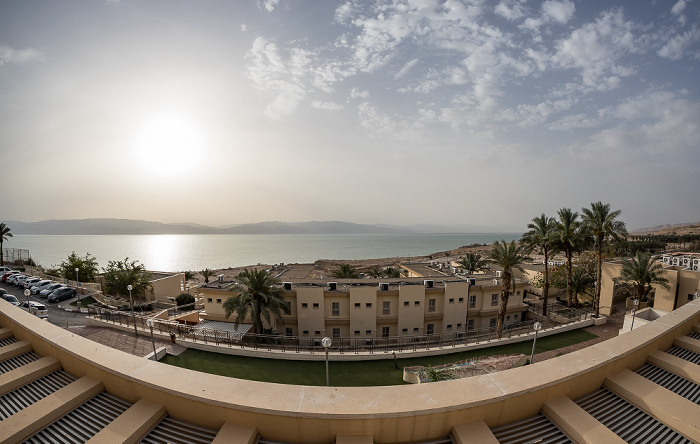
(2, 300), (699, 444)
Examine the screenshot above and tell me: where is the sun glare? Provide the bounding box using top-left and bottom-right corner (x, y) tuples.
(133, 111), (204, 175)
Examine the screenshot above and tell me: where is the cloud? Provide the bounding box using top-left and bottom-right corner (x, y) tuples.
(671, 0), (687, 24)
(657, 27), (700, 60)
(311, 100), (344, 110)
(520, 0), (575, 31)
(259, 0), (280, 13)
(350, 88), (370, 99)
(552, 9), (638, 90)
(394, 58), (419, 79)
(241, 24), (247, 32)
(494, 0), (527, 21)
(0, 44), (44, 66)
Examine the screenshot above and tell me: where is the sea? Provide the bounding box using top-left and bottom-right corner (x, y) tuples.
(5, 233), (521, 273)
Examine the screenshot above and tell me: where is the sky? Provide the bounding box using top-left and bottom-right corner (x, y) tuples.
(1, 0), (699, 231)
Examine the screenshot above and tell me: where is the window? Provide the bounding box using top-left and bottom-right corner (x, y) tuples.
(467, 319), (474, 330)
(414, 300), (420, 306)
(458, 297), (464, 303)
(332, 302), (340, 316)
(315, 330), (321, 335)
(366, 302), (372, 308)
(449, 298), (454, 304)
(690, 294), (696, 301)
(491, 294), (498, 306)
(383, 301), (390, 315)
(312, 303), (319, 309)
(457, 323), (462, 328)
(489, 318), (496, 328)
(332, 328), (340, 338)
(354, 303), (361, 308)
(285, 328), (293, 337)
(301, 303), (308, 309)
(403, 301), (409, 307)
(469, 295), (476, 308)
(207, 298), (212, 303)
(447, 324), (452, 329)
(216, 299), (221, 304)
(303, 330), (309, 335)
(516, 291), (521, 295)
(427, 324), (434, 335)
(413, 327), (419, 333)
(513, 314), (518, 320)
(402, 328), (408, 334)
(428, 299), (436, 311)
(382, 326), (390, 337)
(354, 330), (360, 336)
(366, 330), (371, 335)
(506, 315), (510, 321)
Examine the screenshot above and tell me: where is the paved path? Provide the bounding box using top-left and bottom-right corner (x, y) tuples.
(66, 326), (188, 358)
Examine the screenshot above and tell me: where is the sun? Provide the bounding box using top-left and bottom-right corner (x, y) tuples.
(133, 111), (204, 175)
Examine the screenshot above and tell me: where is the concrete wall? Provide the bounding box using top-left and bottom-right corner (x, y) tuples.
(2, 299), (698, 443)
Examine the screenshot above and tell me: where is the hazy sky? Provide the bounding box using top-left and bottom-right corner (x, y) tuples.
(1, 0), (699, 231)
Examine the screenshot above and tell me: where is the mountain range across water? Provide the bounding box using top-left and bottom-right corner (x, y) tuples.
(3, 218), (522, 235)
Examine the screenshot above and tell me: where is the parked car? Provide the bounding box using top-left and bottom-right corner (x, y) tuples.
(13, 275), (30, 287)
(7, 274), (24, 285)
(23, 277), (42, 289)
(0, 288), (7, 297)
(20, 300), (49, 319)
(1, 294), (20, 306)
(2, 271), (20, 282)
(30, 280), (54, 295)
(48, 287), (76, 303)
(0, 266), (13, 274)
(40, 283), (65, 298)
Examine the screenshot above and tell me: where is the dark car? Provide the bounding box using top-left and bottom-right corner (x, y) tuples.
(48, 287), (77, 303)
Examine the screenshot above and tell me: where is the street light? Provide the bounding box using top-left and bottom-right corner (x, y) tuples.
(321, 336), (332, 386)
(630, 298), (639, 331)
(75, 267), (81, 307)
(24, 289), (30, 307)
(391, 350), (398, 369)
(146, 318), (157, 360)
(530, 321), (542, 364)
(127, 284), (138, 336)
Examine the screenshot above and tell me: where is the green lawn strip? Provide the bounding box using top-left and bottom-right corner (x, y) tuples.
(160, 329), (597, 387)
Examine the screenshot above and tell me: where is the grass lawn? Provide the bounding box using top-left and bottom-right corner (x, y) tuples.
(70, 296), (97, 307)
(160, 329), (597, 387)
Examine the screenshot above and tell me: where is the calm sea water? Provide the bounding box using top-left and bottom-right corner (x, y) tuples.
(6, 233), (521, 272)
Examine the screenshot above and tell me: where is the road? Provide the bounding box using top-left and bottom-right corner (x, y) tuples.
(1, 280), (87, 327)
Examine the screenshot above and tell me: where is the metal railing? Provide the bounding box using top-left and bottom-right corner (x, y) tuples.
(87, 303), (593, 355)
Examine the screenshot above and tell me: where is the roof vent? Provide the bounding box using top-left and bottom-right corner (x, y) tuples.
(468, 278), (476, 286)
(218, 274), (224, 283)
(379, 283), (389, 291)
(424, 280), (434, 288)
(328, 282), (337, 291)
(283, 282), (292, 291)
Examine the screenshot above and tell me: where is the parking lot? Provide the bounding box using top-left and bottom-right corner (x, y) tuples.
(1, 276), (87, 327)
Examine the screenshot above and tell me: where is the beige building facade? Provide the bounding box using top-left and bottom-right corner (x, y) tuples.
(198, 275), (529, 339)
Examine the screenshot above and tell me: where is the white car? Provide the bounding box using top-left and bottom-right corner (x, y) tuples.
(14, 275), (30, 287)
(23, 277), (42, 289)
(40, 283), (65, 298)
(7, 274), (24, 285)
(20, 300), (49, 319)
(30, 280), (54, 295)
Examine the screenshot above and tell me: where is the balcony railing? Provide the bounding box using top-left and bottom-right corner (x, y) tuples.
(87, 303), (592, 355)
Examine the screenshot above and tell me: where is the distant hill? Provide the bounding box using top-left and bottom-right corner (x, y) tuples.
(3, 218), (406, 235)
(631, 222), (700, 236)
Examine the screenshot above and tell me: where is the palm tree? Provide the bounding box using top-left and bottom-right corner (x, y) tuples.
(520, 214), (556, 315)
(552, 208), (588, 308)
(457, 253), (488, 274)
(367, 267), (383, 278)
(582, 202), (627, 317)
(223, 268), (291, 334)
(331, 263), (359, 279)
(570, 268), (596, 304)
(0, 223), (12, 266)
(614, 252), (670, 304)
(383, 267), (403, 278)
(488, 240), (531, 339)
(201, 268), (215, 284)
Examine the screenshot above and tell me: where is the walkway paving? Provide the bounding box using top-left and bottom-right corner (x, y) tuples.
(66, 326), (188, 358)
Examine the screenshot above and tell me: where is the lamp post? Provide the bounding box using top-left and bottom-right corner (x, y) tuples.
(391, 350), (398, 369)
(630, 298), (639, 331)
(24, 289), (30, 306)
(530, 321), (542, 364)
(146, 318), (157, 360)
(75, 267), (81, 307)
(127, 284), (138, 336)
(321, 337), (332, 386)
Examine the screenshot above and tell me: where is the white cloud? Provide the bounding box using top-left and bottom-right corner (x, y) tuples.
(0, 44), (44, 66)
(241, 24), (247, 32)
(552, 9), (638, 90)
(494, 0), (527, 21)
(657, 27), (700, 60)
(542, 0), (575, 24)
(394, 58), (419, 79)
(350, 88), (369, 99)
(311, 100), (344, 111)
(259, 0), (280, 13)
